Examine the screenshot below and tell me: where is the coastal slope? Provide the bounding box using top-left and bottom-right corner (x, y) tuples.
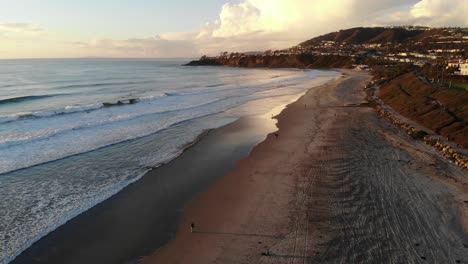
(144, 70), (468, 263)
(184, 54), (355, 68)
(379, 72), (468, 148)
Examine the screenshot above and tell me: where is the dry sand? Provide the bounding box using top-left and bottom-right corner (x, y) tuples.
(143, 70), (468, 263)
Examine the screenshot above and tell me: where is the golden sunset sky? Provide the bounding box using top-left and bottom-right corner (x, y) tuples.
(1, 0), (467, 59)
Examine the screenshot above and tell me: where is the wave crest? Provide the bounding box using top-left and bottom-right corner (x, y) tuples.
(0, 94), (170, 124)
(0, 94), (59, 105)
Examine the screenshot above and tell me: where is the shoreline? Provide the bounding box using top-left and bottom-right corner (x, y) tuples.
(4, 123), (218, 264)
(9, 75), (327, 264)
(10, 116), (277, 264)
(10, 69), (467, 263)
(141, 71), (353, 264)
(143, 69), (468, 263)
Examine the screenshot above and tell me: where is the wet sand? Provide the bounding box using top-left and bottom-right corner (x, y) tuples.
(11, 116), (280, 264)
(144, 70), (468, 263)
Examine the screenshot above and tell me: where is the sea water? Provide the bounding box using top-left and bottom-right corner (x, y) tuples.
(0, 58), (339, 263)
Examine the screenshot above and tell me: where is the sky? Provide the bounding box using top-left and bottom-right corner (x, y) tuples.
(1, 0), (467, 59)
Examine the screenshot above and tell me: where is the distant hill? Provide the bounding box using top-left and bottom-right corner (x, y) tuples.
(299, 27), (459, 46)
(189, 26), (467, 67)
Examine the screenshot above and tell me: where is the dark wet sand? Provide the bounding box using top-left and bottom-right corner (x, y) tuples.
(11, 116), (278, 264)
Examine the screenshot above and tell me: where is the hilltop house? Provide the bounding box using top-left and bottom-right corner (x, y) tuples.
(447, 60), (462, 68)
(449, 59), (468, 75)
(460, 61), (468, 76)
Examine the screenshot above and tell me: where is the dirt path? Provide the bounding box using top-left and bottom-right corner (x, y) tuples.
(144, 70), (468, 264)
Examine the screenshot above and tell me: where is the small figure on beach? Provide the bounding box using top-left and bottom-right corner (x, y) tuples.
(190, 222), (195, 233)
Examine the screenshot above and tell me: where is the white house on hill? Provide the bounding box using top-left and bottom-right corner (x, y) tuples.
(447, 59), (468, 76)
(460, 61), (468, 76)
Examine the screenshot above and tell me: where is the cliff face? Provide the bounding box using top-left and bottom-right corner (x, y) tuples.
(185, 54), (355, 69)
(184, 58), (223, 66)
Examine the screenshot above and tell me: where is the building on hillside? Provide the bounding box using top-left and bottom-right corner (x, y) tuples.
(460, 61), (468, 76)
(450, 59), (468, 75)
(447, 60), (462, 68)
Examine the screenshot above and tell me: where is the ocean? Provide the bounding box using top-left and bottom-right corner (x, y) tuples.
(0, 58), (339, 263)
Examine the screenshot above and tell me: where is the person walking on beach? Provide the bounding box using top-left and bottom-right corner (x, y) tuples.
(190, 222), (195, 233)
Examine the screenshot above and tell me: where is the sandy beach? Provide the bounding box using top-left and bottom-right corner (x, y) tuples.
(143, 70), (468, 263)
(11, 70), (468, 264)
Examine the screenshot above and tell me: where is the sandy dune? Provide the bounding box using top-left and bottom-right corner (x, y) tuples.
(144, 70), (468, 264)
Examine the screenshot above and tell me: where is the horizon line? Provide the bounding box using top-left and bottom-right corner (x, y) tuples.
(0, 57), (199, 61)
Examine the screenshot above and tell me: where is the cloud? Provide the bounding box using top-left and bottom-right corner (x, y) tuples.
(68, 36), (198, 58)
(0, 22), (45, 35)
(195, 0), (467, 53)
(211, 1), (263, 37)
(70, 0), (468, 58)
(189, 0), (416, 54)
(409, 0), (468, 26)
(0, 22), (51, 58)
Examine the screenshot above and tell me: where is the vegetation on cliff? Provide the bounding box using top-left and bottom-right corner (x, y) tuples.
(185, 54), (355, 69)
(379, 72), (468, 148)
(300, 27), (428, 46)
(299, 27), (468, 57)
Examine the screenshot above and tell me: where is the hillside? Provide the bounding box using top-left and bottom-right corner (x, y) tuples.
(298, 27), (465, 46)
(300, 27), (424, 46)
(185, 54), (355, 69)
(297, 27), (468, 59)
(379, 72), (468, 148)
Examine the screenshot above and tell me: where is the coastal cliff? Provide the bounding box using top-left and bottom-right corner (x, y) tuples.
(185, 54), (355, 69)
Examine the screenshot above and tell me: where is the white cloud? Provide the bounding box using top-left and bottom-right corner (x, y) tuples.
(409, 0), (468, 26)
(411, 0), (452, 18)
(68, 36), (198, 58)
(70, 0), (468, 58)
(0, 22), (45, 35)
(212, 2), (262, 37)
